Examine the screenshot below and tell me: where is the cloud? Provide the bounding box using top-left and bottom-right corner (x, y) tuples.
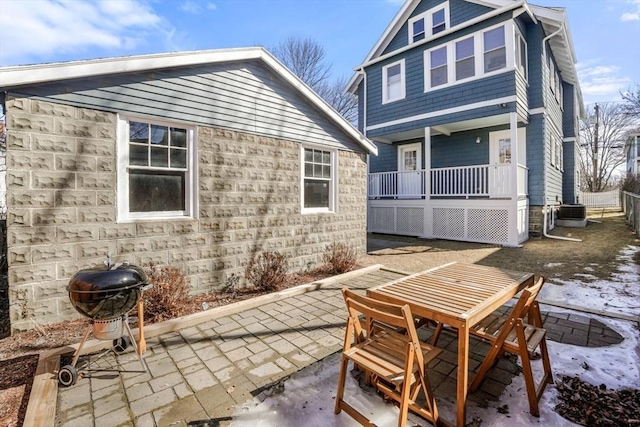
(621, 0), (640, 21)
(180, 1), (201, 13)
(576, 61), (629, 100)
(0, 0), (171, 65)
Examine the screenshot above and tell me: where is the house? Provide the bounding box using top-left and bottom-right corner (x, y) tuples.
(626, 133), (640, 176)
(0, 47), (377, 332)
(347, 0), (584, 246)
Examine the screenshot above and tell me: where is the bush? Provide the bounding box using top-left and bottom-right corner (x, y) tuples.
(245, 251), (288, 292)
(142, 264), (191, 323)
(621, 174), (640, 194)
(323, 242), (357, 274)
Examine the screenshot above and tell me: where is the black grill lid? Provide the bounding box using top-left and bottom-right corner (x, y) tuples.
(67, 263), (149, 319)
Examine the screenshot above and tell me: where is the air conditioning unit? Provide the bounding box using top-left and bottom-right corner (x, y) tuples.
(558, 204), (586, 220)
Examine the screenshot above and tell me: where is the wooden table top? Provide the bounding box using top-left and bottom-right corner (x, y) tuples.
(368, 262), (534, 326)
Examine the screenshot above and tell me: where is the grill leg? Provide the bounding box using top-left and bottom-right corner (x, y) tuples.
(70, 323), (93, 368)
(123, 314), (147, 372)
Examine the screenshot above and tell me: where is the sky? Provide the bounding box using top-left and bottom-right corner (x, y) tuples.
(228, 244), (640, 426)
(0, 0), (639, 108)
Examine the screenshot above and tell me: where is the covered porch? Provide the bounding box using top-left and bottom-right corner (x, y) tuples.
(367, 112), (529, 246)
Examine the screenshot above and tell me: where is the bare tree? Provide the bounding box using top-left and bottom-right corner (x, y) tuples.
(621, 84), (640, 118)
(271, 37), (358, 123)
(579, 102), (631, 191)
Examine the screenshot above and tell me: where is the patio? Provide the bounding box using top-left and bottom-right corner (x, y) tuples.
(50, 257), (637, 427)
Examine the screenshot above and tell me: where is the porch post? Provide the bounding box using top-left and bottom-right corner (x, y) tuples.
(424, 126), (433, 238)
(509, 112), (519, 246)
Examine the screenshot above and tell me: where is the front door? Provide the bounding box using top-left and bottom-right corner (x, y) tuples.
(489, 129), (525, 197)
(397, 143), (422, 197)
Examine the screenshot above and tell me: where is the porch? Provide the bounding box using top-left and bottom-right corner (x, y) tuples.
(366, 114), (529, 247)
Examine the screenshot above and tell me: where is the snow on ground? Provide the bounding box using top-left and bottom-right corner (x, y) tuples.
(230, 246), (640, 427)
(540, 245), (640, 318)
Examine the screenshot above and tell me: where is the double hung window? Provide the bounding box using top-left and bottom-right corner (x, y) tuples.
(117, 116), (196, 220)
(430, 47), (448, 87)
(409, 3), (449, 43)
(515, 31), (527, 80)
(382, 60), (405, 103)
(455, 37), (475, 81)
(302, 146), (335, 213)
(483, 26), (506, 73)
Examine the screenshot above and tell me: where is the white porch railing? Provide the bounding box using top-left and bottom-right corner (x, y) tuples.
(369, 164), (528, 199)
(368, 170), (426, 198)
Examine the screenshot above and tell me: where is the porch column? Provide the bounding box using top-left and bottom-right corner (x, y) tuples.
(424, 126), (433, 238)
(509, 112), (519, 246)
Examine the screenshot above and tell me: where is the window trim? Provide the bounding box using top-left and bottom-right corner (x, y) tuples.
(408, 2), (450, 44)
(382, 59), (406, 104)
(300, 144), (337, 214)
(117, 114), (198, 222)
(424, 22), (515, 92)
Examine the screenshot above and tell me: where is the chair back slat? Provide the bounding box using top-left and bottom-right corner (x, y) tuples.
(342, 288), (410, 331)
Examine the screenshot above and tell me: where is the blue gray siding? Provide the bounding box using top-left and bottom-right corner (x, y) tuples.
(7, 61), (365, 153)
(382, 0), (493, 55)
(527, 114), (546, 205)
(562, 82), (576, 137)
(563, 139), (579, 203)
(526, 24), (545, 110)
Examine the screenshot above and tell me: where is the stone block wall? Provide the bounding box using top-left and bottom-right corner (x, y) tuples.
(5, 97), (367, 332)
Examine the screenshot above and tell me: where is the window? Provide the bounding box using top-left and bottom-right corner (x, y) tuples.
(483, 26), (506, 73)
(455, 37), (475, 81)
(432, 8), (446, 34)
(430, 47), (448, 87)
(382, 60), (405, 103)
(302, 147), (335, 212)
(409, 3), (450, 43)
(117, 116), (196, 220)
(515, 31), (527, 80)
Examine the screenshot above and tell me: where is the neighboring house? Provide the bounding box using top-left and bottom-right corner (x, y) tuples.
(347, 0), (584, 246)
(626, 133), (640, 176)
(0, 47), (377, 332)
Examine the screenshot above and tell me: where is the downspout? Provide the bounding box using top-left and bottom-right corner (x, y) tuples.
(540, 26), (565, 240)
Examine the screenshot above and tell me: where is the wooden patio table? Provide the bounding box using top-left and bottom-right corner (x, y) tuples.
(367, 262), (534, 427)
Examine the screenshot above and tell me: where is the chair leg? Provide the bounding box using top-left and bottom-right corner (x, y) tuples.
(334, 355), (349, 415)
(469, 341), (503, 392)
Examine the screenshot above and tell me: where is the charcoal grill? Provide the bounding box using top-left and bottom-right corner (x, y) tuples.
(58, 258), (151, 387)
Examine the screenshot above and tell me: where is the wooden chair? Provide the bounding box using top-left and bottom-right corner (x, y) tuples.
(468, 276), (553, 417)
(335, 287), (442, 427)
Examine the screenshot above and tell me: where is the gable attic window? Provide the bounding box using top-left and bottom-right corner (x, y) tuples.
(117, 116), (197, 221)
(302, 146), (336, 213)
(483, 26), (506, 73)
(409, 2), (450, 43)
(382, 59), (405, 103)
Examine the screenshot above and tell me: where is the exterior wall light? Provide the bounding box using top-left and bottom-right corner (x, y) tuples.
(475, 136), (482, 144)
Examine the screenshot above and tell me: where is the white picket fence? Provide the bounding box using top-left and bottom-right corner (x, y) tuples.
(578, 190), (621, 209)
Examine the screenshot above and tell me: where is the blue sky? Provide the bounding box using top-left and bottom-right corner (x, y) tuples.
(0, 0), (638, 107)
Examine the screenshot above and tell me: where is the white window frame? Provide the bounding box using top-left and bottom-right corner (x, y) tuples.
(515, 29), (528, 81)
(116, 115), (198, 222)
(424, 22), (514, 92)
(300, 144), (337, 214)
(428, 46), (449, 88)
(409, 2), (450, 43)
(382, 59), (406, 104)
(455, 36), (475, 82)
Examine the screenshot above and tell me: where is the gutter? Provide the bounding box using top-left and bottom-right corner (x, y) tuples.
(540, 25), (564, 238)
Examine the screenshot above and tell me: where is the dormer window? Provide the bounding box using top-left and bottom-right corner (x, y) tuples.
(409, 2), (450, 43)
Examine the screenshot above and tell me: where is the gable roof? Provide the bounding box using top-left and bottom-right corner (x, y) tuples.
(346, 0), (583, 114)
(0, 47), (377, 155)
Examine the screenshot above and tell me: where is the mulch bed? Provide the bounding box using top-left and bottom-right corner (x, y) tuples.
(555, 375), (640, 426)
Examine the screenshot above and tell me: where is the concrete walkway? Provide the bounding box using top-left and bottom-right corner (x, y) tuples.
(53, 264), (624, 427)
